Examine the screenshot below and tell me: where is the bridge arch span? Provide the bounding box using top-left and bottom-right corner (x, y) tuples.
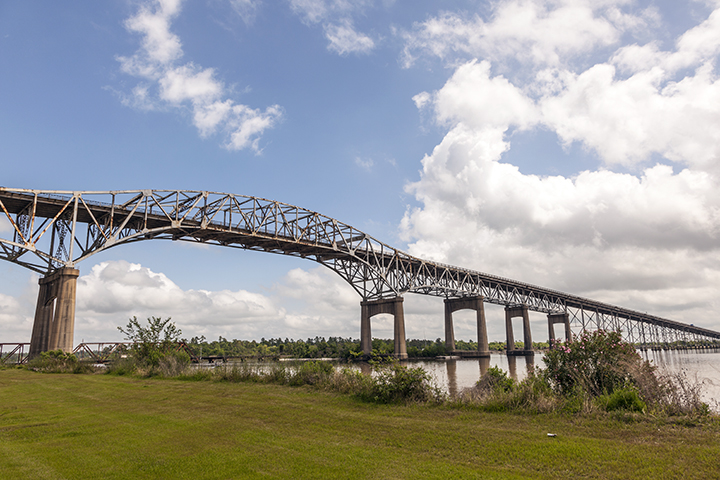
(1, 188), (719, 357)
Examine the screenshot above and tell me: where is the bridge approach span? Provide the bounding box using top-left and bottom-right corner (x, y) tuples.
(1, 188), (718, 356)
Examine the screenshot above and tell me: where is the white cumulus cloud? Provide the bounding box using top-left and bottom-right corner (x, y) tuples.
(540, 62), (720, 170)
(75, 260), (285, 340)
(400, 0), (656, 69)
(116, 0), (282, 153)
(400, 2), (720, 332)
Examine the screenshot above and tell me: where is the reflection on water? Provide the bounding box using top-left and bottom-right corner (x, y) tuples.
(479, 357), (490, 377)
(446, 360), (458, 396)
(405, 349), (720, 406)
(641, 349), (720, 406)
(406, 354), (540, 395)
(445, 357), (493, 396)
(507, 356), (517, 379)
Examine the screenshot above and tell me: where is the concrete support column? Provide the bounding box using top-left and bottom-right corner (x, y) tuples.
(360, 302), (372, 355)
(29, 267), (79, 358)
(393, 299), (407, 359)
(360, 297), (407, 359)
(444, 296), (489, 356)
(444, 300), (456, 351)
(476, 299), (489, 356)
(523, 308), (532, 351)
(505, 305), (533, 355)
(505, 308), (515, 352)
(548, 312), (572, 346)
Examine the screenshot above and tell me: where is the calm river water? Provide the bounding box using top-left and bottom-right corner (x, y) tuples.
(403, 349), (720, 407)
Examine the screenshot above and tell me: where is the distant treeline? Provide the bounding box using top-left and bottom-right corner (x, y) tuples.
(181, 336), (551, 360)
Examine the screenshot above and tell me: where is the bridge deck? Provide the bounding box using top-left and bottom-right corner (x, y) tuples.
(2, 188), (719, 344)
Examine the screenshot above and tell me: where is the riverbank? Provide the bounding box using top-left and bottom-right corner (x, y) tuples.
(1, 368), (719, 479)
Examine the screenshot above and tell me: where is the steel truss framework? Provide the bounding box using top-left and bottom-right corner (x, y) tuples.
(1, 188), (719, 346)
(0, 343), (29, 365)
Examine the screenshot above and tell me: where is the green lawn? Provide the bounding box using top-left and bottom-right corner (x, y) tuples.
(1, 368), (718, 479)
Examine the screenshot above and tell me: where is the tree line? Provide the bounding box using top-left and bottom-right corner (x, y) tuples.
(181, 335), (551, 359)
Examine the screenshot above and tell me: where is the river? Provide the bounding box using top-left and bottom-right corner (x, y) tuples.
(403, 349), (720, 408)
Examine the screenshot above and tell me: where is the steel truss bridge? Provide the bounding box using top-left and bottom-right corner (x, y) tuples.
(1, 187), (719, 350)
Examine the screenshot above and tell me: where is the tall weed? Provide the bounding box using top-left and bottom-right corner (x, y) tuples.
(288, 361), (334, 386)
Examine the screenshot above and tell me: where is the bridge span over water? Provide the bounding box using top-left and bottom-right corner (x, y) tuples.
(1, 188), (718, 359)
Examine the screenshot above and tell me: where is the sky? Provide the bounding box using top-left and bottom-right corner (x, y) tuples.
(1, 0), (719, 345)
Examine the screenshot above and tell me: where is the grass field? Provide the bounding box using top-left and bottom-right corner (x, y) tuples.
(1, 368), (719, 479)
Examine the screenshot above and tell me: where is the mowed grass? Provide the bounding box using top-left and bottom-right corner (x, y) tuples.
(1, 369), (718, 480)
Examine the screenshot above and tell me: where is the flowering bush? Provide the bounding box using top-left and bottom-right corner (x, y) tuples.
(544, 330), (650, 397)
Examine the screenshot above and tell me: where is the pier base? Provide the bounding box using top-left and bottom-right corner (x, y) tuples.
(29, 268), (79, 358)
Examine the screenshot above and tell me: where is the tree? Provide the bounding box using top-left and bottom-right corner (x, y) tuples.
(118, 316), (183, 366)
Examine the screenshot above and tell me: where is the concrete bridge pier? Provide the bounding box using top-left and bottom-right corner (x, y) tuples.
(505, 305), (534, 355)
(548, 312), (572, 346)
(444, 296), (489, 356)
(29, 267), (79, 358)
(361, 297), (407, 359)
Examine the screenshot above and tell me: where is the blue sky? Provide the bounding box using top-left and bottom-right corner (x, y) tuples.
(1, 0), (719, 344)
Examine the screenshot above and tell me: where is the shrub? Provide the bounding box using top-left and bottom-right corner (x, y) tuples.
(363, 364), (443, 404)
(462, 369), (557, 413)
(541, 329), (713, 416)
(118, 316), (183, 367)
(262, 364), (288, 384)
(106, 356), (138, 376)
(474, 366), (515, 394)
(325, 368), (374, 396)
(544, 330), (649, 397)
(597, 386), (646, 413)
(157, 350), (191, 377)
(27, 349), (95, 374)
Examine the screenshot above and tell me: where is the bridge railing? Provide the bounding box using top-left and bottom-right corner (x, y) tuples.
(0, 343), (30, 365)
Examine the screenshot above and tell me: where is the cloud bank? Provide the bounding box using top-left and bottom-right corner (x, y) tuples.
(68, 261), (367, 342)
(400, 0), (720, 330)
